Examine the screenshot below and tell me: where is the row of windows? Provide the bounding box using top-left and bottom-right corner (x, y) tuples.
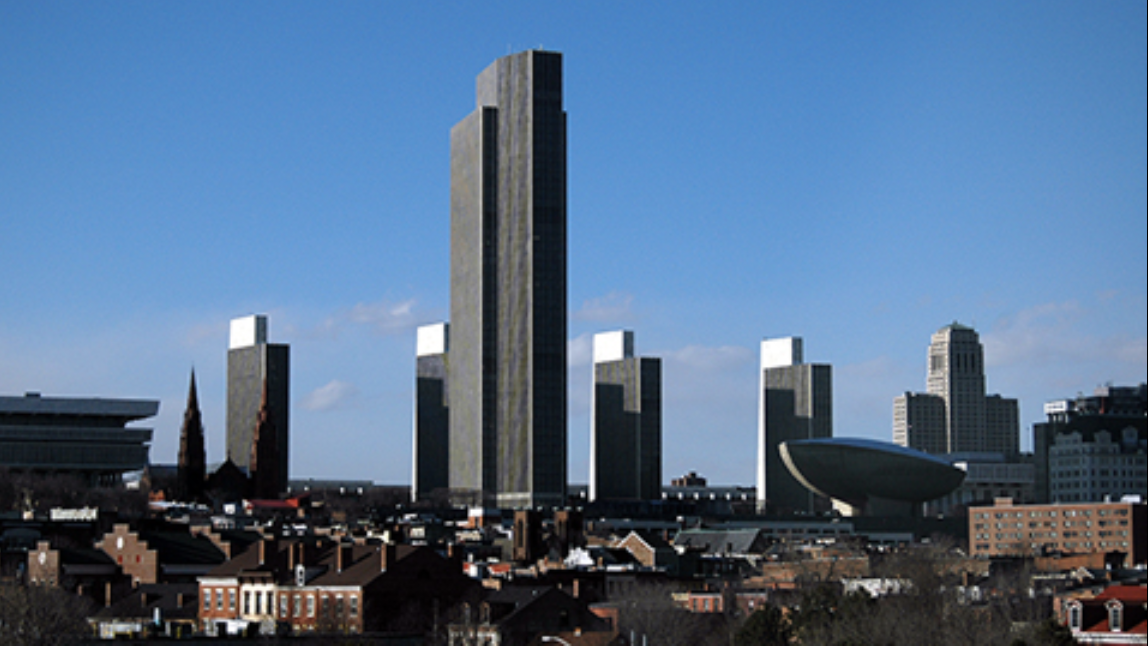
(972, 528), (1129, 541)
(972, 518), (1127, 531)
(202, 587), (359, 620)
(972, 506), (1131, 521)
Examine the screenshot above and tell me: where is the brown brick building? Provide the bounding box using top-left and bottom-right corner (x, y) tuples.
(969, 498), (1145, 565)
(198, 537), (479, 636)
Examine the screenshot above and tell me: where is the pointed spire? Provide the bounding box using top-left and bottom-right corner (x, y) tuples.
(187, 366), (199, 409)
(177, 368), (207, 502)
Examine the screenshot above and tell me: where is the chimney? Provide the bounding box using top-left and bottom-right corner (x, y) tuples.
(337, 543), (352, 573)
(448, 543), (463, 572)
(258, 538), (275, 566)
(381, 543), (396, 572)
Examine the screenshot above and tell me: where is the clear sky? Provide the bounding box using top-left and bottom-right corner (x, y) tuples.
(3, 2), (1145, 486)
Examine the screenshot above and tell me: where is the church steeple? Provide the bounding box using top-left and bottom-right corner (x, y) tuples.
(177, 368), (207, 502)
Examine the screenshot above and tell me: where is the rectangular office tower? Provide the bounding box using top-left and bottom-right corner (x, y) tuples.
(448, 50), (568, 508)
(757, 337), (832, 515)
(226, 314), (289, 491)
(412, 323), (450, 502)
(590, 331), (662, 502)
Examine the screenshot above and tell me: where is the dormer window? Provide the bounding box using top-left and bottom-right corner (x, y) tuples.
(1106, 599), (1123, 632)
(1067, 601), (1082, 631)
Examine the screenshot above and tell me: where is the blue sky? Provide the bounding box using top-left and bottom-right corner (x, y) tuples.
(2, 2), (1145, 485)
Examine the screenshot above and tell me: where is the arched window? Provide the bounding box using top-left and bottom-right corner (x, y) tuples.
(1106, 600), (1123, 632)
(1066, 601), (1082, 631)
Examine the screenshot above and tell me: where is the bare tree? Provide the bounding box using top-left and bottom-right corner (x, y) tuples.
(0, 584), (94, 646)
(612, 582), (728, 646)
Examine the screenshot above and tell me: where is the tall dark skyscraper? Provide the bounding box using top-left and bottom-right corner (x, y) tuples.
(226, 314), (289, 491)
(757, 337), (832, 515)
(590, 331), (662, 502)
(449, 50), (567, 508)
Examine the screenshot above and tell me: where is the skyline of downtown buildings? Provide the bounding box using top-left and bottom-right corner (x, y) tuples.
(5, 48), (1139, 499)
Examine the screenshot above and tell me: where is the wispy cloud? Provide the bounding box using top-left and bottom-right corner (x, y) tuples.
(300, 380), (359, 412)
(567, 333), (595, 368)
(983, 300), (1146, 368)
(662, 344), (755, 372)
(574, 291), (635, 323)
(316, 298), (429, 338)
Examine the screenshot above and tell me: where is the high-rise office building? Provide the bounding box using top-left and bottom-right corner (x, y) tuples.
(412, 323), (450, 502)
(226, 314), (289, 491)
(590, 330), (662, 502)
(448, 50), (568, 509)
(756, 337), (832, 515)
(893, 323), (1018, 458)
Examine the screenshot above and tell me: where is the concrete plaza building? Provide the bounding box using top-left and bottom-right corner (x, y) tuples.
(226, 314), (289, 491)
(448, 50), (568, 508)
(413, 323), (450, 502)
(893, 323), (1019, 458)
(756, 337), (832, 515)
(0, 392), (157, 484)
(590, 330), (662, 502)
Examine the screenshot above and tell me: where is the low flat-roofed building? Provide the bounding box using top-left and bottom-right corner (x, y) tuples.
(923, 452), (1035, 517)
(0, 392), (157, 484)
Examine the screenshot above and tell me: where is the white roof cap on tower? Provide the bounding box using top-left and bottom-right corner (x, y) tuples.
(417, 322), (449, 357)
(593, 330), (634, 364)
(230, 315), (268, 350)
(761, 337), (803, 370)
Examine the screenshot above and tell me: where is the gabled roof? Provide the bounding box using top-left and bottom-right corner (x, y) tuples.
(57, 547), (117, 567)
(201, 538), (436, 589)
(674, 528), (766, 555)
(617, 529), (673, 551)
(484, 586), (567, 625)
(95, 583), (199, 620)
(1071, 585), (1148, 636)
(1096, 585), (1148, 603)
(138, 529), (226, 566)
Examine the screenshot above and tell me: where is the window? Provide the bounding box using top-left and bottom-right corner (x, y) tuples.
(1068, 602), (1081, 631)
(294, 594), (302, 617)
(216, 588), (223, 610)
(243, 591), (251, 615)
(280, 593), (288, 618)
(349, 595), (358, 617)
(307, 595), (315, 618)
(203, 589), (211, 612)
(229, 589), (236, 611)
(1107, 601), (1123, 632)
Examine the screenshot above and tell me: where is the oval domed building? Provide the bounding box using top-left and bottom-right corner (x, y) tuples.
(779, 438), (966, 517)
